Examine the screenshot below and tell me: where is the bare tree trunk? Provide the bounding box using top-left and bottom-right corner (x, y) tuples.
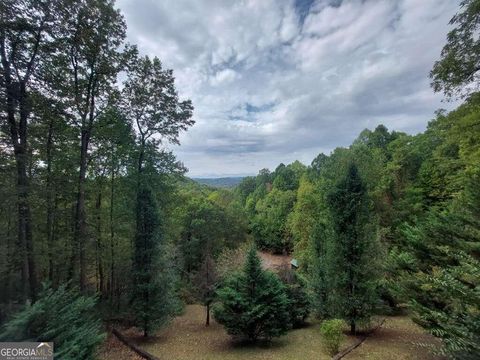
(109, 165), (116, 302)
(138, 136), (145, 175)
(72, 127), (90, 292)
(350, 320), (356, 335)
(11, 82), (37, 302)
(45, 118), (55, 282)
(4, 212), (13, 302)
(206, 303), (210, 326)
(52, 194), (59, 286)
(349, 269), (356, 335)
(1, 9), (45, 303)
(96, 189), (104, 297)
(71, 70), (98, 292)
(206, 256), (211, 326)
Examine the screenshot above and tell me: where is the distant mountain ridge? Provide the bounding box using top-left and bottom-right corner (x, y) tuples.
(192, 177), (245, 188)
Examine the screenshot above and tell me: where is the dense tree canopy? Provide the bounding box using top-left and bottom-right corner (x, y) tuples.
(235, 91), (480, 355)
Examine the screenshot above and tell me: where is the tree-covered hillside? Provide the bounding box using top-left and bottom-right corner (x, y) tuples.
(192, 177), (245, 188)
(234, 95), (480, 356)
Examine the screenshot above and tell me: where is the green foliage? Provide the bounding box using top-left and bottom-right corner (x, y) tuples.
(273, 161), (306, 191)
(309, 220), (334, 318)
(251, 188), (296, 253)
(354, 125), (400, 153)
(173, 184), (248, 276)
(194, 177), (245, 188)
(0, 284), (105, 360)
(131, 185), (178, 336)
(277, 266), (311, 327)
(2, 0), (480, 352)
(411, 252), (480, 359)
(431, 0), (480, 98)
(235, 176), (257, 205)
(288, 176), (323, 271)
(122, 54), (194, 155)
(319, 319), (345, 356)
(325, 164), (379, 333)
(237, 163), (308, 253)
(0, 0), (193, 314)
(213, 247), (290, 341)
(394, 169), (480, 359)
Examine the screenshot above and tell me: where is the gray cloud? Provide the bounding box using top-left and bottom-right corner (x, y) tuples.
(117, 0), (459, 177)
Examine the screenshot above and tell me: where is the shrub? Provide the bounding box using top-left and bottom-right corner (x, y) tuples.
(320, 319), (345, 356)
(0, 284), (105, 360)
(213, 247), (291, 341)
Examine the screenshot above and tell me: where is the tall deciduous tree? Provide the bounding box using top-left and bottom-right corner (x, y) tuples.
(122, 55), (194, 174)
(92, 107), (135, 300)
(288, 176), (322, 271)
(49, 0), (128, 291)
(0, 0), (60, 301)
(251, 188), (296, 253)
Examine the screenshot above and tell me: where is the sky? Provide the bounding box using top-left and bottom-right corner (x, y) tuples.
(116, 0), (460, 177)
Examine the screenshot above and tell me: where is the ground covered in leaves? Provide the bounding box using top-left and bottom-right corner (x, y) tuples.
(98, 305), (443, 360)
(97, 332), (143, 360)
(344, 316), (445, 360)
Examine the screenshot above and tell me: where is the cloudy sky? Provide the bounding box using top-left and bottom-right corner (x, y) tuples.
(117, 0), (459, 177)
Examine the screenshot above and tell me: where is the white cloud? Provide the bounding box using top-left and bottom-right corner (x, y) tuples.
(117, 0), (459, 177)
(210, 68), (240, 86)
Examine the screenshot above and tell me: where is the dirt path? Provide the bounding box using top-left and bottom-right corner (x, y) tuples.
(97, 332), (143, 360)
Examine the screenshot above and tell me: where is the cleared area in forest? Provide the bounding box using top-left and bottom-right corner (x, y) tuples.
(258, 251), (292, 271)
(99, 305), (443, 360)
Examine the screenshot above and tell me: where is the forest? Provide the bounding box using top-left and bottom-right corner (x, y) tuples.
(0, 0), (479, 359)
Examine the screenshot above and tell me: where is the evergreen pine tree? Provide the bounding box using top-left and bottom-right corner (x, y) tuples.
(213, 247), (290, 341)
(309, 220), (333, 318)
(277, 266), (311, 327)
(397, 168), (480, 358)
(0, 284), (105, 360)
(326, 163), (378, 334)
(131, 185), (177, 337)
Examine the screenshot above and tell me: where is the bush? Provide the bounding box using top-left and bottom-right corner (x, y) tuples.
(0, 284), (105, 360)
(213, 247), (291, 341)
(320, 319), (345, 356)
